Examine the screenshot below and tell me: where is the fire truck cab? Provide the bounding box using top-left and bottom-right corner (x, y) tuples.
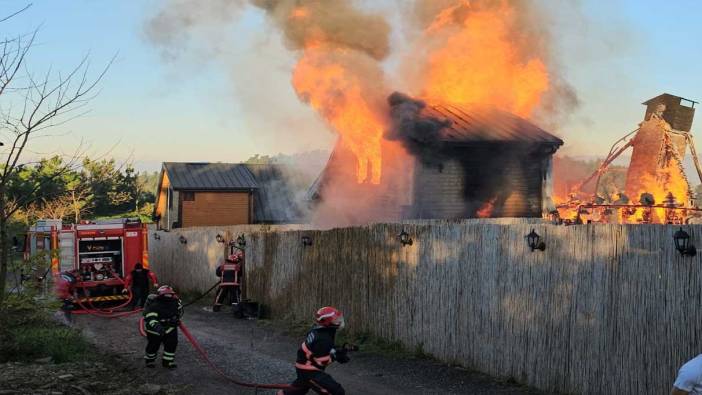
(25, 218), (150, 306)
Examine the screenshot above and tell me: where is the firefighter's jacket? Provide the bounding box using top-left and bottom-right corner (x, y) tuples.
(143, 295), (183, 336)
(295, 326), (339, 371)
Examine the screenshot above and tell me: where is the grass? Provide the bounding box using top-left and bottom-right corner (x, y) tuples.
(7, 325), (91, 363)
(0, 293), (93, 364)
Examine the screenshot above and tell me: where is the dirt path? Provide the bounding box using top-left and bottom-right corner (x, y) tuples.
(70, 306), (547, 395)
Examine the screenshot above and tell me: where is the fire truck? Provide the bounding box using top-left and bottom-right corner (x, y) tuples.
(25, 218), (150, 308)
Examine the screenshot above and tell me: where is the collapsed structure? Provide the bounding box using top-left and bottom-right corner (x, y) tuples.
(557, 93), (702, 224)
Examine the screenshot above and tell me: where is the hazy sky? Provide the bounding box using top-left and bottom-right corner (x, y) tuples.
(1, 0), (701, 171)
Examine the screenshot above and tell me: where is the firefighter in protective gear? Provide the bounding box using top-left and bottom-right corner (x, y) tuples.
(279, 307), (349, 395)
(123, 262), (158, 309)
(143, 285), (183, 369)
(213, 253), (242, 312)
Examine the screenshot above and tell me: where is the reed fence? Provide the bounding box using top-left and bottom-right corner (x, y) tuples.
(149, 221), (702, 394)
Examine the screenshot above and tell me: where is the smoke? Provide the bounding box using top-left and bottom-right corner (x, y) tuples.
(250, 0), (390, 61)
(386, 92), (450, 164)
(145, 0), (246, 60)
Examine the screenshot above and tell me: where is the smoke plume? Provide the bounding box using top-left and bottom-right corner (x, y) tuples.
(386, 92), (451, 165)
(250, 0), (390, 60)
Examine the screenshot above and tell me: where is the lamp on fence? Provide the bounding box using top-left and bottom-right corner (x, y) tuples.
(301, 235), (313, 247)
(153, 232), (161, 241)
(216, 234), (225, 244)
(525, 229), (545, 252)
(398, 230), (413, 246)
(179, 235), (187, 245)
(236, 234), (246, 248)
(673, 227), (696, 257)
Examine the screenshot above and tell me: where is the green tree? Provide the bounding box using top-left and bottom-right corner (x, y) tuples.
(80, 159), (134, 217)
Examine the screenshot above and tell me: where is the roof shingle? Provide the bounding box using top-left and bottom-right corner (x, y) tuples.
(164, 162), (258, 190)
(423, 104), (563, 145)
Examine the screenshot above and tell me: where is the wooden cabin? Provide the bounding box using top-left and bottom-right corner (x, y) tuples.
(309, 103), (563, 220)
(154, 162), (303, 230)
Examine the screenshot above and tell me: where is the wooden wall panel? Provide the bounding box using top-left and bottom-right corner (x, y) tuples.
(181, 192), (250, 227)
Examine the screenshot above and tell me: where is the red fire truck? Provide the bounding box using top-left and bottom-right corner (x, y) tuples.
(25, 218), (150, 308)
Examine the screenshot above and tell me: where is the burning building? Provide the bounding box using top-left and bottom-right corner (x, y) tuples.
(309, 94), (563, 223)
(556, 93), (702, 224)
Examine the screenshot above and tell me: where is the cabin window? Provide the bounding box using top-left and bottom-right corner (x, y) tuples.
(182, 192), (195, 201)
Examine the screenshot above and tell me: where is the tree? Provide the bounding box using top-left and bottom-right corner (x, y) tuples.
(81, 159), (133, 217)
(0, 6), (110, 302)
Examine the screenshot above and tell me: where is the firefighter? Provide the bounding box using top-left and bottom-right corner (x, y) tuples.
(213, 254), (241, 312)
(123, 262), (158, 309)
(278, 307), (350, 395)
(143, 285), (183, 369)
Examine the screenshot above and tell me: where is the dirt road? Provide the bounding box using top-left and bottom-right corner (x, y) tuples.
(71, 306), (546, 395)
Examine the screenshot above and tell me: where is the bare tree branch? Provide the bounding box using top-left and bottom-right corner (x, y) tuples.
(0, 4), (32, 24)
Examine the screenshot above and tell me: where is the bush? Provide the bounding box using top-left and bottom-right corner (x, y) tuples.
(0, 293), (90, 363)
(6, 325), (90, 363)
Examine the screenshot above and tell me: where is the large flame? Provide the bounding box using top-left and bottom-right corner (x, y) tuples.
(420, 1), (549, 117)
(292, 47), (384, 184)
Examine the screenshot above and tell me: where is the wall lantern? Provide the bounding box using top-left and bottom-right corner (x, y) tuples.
(179, 235), (187, 245)
(673, 227), (697, 257)
(153, 232), (161, 241)
(236, 234), (246, 248)
(398, 230), (413, 246)
(525, 229), (546, 252)
(216, 234), (225, 244)
(301, 235), (313, 247)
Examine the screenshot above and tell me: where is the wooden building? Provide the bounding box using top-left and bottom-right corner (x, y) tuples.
(409, 104), (563, 219)
(154, 162), (303, 230)
(309, 103), (563, 220)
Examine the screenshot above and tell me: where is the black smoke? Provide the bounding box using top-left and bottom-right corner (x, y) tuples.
(386, 92), (451, 165)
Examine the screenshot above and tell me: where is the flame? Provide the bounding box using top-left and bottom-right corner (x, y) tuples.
(420, 1), (549, 117)
(476, 197), (496, 218)
(292, 47), (384, 184)
(290, 7), (308, 19)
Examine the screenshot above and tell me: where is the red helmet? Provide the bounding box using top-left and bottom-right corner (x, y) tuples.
(314, 306), (344, 328)
(157, 285), (176, 298)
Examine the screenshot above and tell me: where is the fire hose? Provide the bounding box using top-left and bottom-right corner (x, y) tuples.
(182, 281), (219, 308)
(70, 271), (139, 317)
(71, 280), (220, 318)
(137, 318), (294, 391)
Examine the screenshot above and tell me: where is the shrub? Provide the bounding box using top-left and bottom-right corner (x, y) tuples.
(8, 325), (90, 363)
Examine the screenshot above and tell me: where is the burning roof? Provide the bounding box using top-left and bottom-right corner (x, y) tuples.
(423, 104), (563, 145)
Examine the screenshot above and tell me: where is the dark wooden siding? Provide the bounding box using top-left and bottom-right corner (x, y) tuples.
(411, 144), (545, 219)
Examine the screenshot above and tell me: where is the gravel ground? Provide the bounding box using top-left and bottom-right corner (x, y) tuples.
(68, 306), (548, 395)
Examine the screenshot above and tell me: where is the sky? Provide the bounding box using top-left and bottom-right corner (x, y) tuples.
(1, 0), (701, 172)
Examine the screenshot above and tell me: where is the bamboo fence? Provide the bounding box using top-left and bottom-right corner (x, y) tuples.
(149, 221), (702, 394)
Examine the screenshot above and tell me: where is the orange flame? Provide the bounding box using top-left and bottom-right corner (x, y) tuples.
(290, 7), (308, 19)
(476, 197), (497, 218)
(421, 1), (549, 117)
(292, 47), (384, 184)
